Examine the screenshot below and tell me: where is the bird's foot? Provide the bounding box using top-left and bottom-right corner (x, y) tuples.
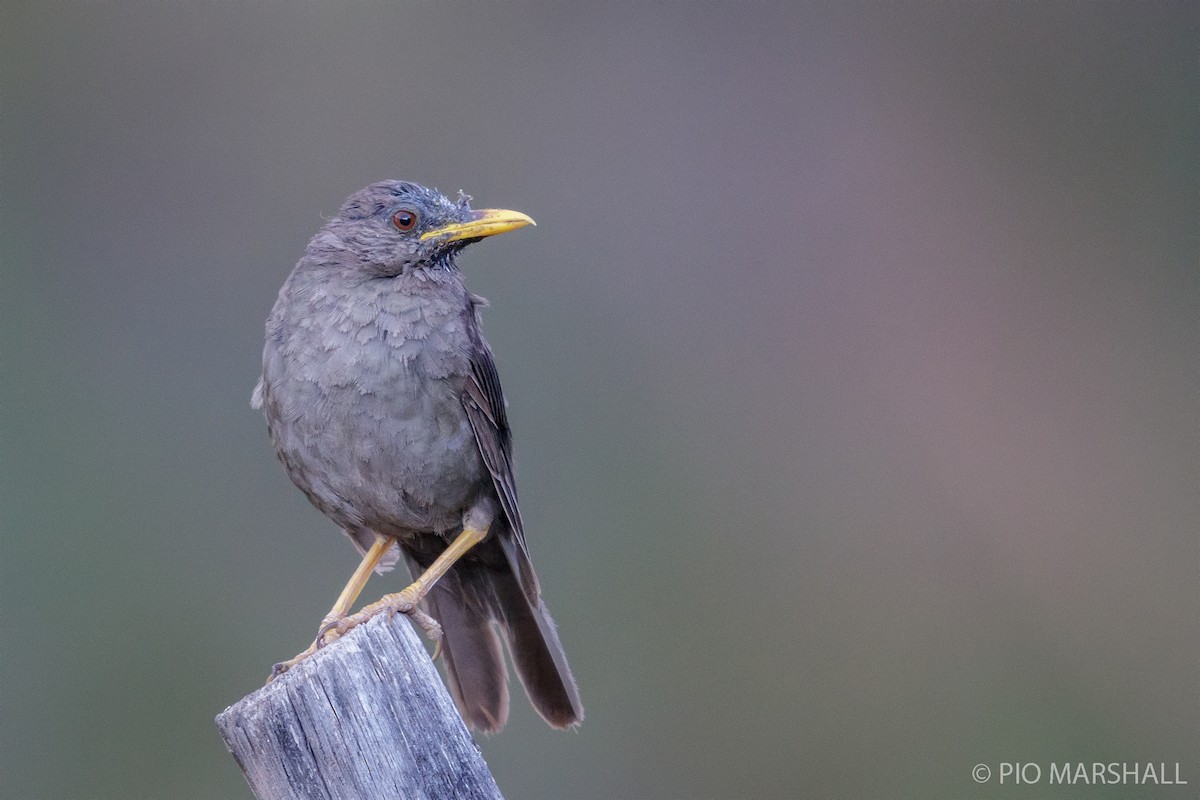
(268, 642), (320, 682)
(265, 613), (352, 683)
(315, 612), (351, 647)
(332, 586), (444, 643)
(264, 588), (443, 684)
(410, 607), (444, 642)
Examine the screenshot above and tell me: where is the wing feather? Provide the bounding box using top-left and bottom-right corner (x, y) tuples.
(462, 342), (539, 600)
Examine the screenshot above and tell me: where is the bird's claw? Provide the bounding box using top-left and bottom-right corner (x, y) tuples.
(331, 589), (443, 643)
(316, 614), (350, 648)
(267, 646), (316, 683)
(375, 591), (443, 642)
(265, 616), (345, 683)
(408, 607), (444, 641)
(265, 588), (442, 684)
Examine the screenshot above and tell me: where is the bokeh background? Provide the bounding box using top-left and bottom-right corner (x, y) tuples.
(2, 3), (1196, 798)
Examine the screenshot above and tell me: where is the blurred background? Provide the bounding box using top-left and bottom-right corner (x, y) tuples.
(2, 3), (1196, 798)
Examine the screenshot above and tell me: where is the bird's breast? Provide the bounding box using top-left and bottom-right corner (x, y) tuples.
(262, 283), (487, 534)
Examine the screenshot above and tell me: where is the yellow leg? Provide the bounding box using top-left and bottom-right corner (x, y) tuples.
(331, 517), (491, 640)
(268, 534), (395, 681)
(321, 534), (396, 627)
(269, 510), (492, 681)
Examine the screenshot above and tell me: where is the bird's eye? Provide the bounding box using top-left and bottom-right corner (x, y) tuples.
(392, 209), (418, 232)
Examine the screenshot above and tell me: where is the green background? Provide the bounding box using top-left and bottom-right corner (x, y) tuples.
(2, 3), (1195, 798)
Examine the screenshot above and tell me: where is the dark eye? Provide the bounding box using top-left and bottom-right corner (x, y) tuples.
(392, 208), (418, 232)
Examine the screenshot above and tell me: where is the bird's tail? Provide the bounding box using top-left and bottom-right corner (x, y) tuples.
(403, 535), (583, 732)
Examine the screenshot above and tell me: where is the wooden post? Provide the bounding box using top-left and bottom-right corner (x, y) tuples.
(215, 613), (503, 800)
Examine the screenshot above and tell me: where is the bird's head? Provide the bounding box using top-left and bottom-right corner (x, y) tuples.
(317, 180), (534, 279)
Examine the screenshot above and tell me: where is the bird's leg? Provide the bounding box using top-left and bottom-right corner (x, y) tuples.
(327, 505), (494, 646)
(268, 534), (395, 681)
(316, 534), (397, 640)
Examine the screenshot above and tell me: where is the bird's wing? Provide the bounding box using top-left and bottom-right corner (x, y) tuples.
(462, 342), (540, 601)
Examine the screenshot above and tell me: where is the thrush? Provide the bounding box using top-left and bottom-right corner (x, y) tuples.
(252, 180), (583, 732)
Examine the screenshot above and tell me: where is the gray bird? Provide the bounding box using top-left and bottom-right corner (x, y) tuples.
(252, 180), (583, 732)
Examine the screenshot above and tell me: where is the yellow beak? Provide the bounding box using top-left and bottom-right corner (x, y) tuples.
(419, 208), (536, 243)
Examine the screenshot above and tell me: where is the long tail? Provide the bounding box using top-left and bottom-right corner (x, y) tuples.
(403, 535), (583, 732)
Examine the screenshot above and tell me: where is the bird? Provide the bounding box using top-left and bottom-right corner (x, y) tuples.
(251, 180), (583, 732)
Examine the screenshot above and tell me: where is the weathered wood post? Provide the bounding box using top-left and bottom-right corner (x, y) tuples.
(215, 613), (502, 800)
